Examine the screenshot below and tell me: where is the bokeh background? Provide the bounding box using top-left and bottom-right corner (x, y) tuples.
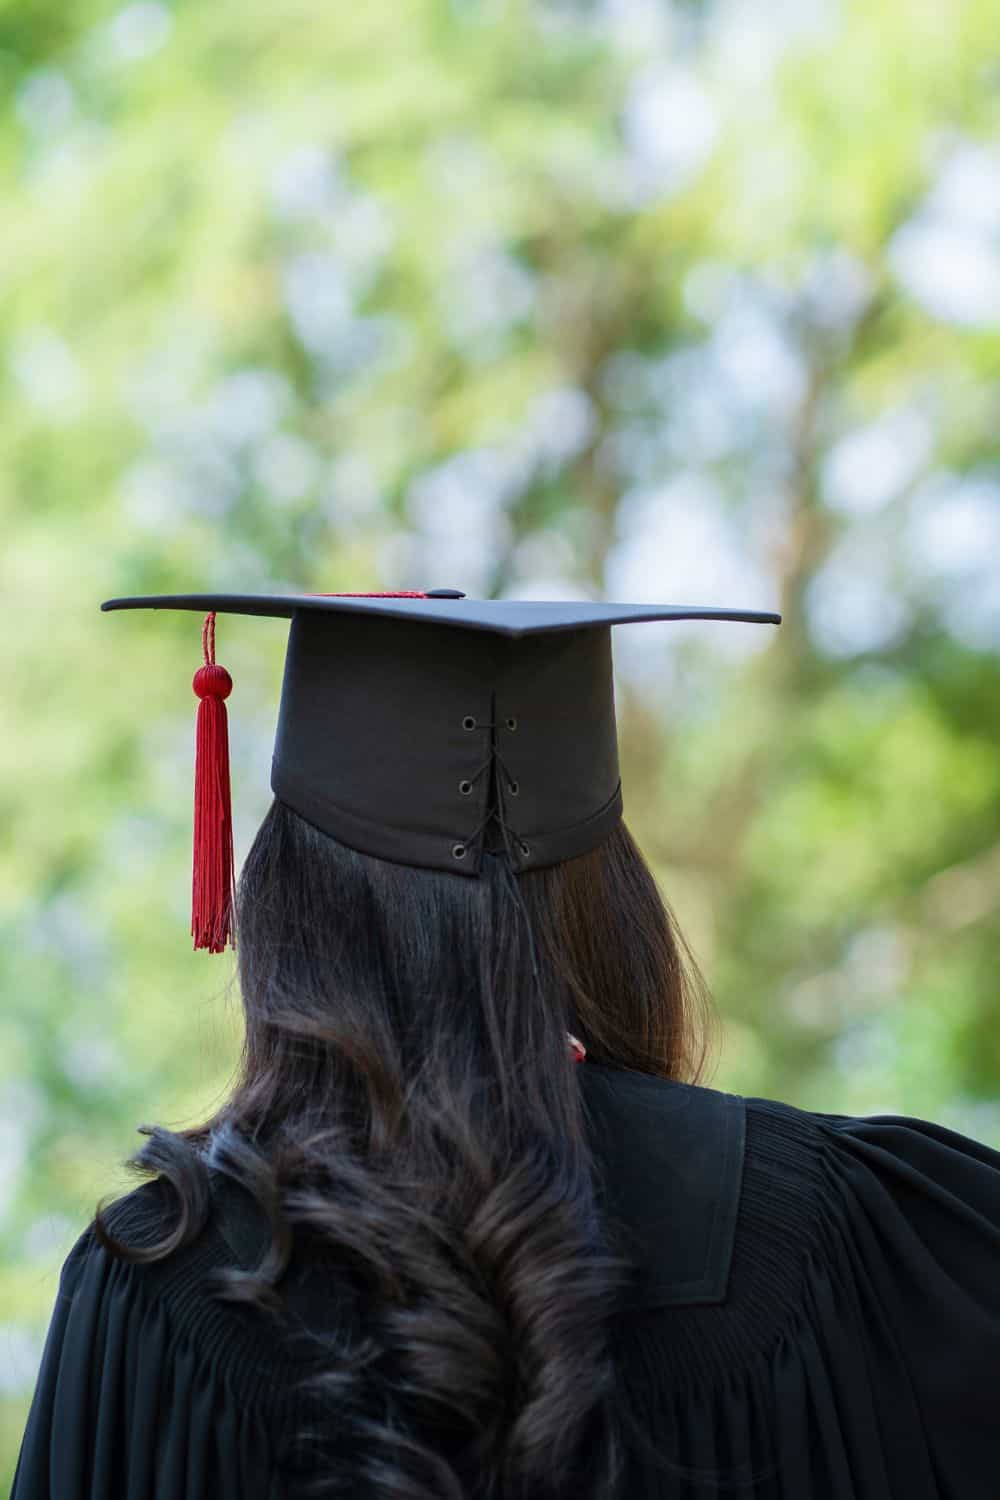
(3, 0), (1000, 1478)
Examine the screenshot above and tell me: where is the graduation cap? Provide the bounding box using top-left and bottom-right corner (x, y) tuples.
(100, 589), (781, 969)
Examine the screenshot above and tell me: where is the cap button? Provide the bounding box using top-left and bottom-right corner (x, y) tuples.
(424, 588), (466, 598)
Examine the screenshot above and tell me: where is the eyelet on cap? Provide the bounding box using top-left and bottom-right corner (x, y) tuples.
(505, 716), (517, 731)
(452, 842), (467, 859)
(508, 781), (519, 796)
(519, 840), (530, 856)
(458, 779), (473, 795)
(462, 716), (476, 731)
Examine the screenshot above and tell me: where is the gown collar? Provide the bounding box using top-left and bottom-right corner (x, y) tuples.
(209, 1064), (746, 1315)
(579, 1063), (745, 1310)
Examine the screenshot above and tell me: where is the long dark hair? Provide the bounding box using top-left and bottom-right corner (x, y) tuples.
(93, 797), (716, 1498)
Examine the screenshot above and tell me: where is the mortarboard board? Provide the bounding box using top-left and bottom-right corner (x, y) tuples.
(100, 589), (781, 960)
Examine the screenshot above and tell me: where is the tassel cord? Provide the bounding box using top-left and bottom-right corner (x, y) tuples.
(191, 612), (236, 953)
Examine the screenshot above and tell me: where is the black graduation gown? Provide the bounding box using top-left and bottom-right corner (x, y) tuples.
(11, 1062), (1000, 1497)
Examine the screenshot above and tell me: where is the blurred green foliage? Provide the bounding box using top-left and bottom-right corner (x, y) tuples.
(2, 0), (1000, 1478)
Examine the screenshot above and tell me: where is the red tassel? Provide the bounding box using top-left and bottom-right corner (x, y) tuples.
(191, 612), (235, 954)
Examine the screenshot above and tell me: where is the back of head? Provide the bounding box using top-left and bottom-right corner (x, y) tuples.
(235, 796), (712, 1122)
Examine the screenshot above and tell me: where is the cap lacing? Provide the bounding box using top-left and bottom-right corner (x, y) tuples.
(452, 699), (543, 989)
(452, 739), (527, 856)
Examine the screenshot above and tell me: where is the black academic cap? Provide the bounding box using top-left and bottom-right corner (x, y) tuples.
(101, 589), (781, 952)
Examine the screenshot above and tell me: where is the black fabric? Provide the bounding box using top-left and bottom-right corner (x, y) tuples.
(101, 594), (781, 637)
(581, 1065), (745, 1309)
(271, 610), (623, 875)
(13, 1063), (1000, 1497)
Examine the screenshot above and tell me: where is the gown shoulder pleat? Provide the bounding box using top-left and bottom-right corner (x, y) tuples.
(614, 1095), (1000, 1498)
(9, 1179), (300, 1499)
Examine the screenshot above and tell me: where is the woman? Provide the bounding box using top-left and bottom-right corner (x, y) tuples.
(12, 590), (1000, 1498)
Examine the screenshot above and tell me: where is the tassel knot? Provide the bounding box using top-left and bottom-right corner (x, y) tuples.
(193, 663), (232, 700)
